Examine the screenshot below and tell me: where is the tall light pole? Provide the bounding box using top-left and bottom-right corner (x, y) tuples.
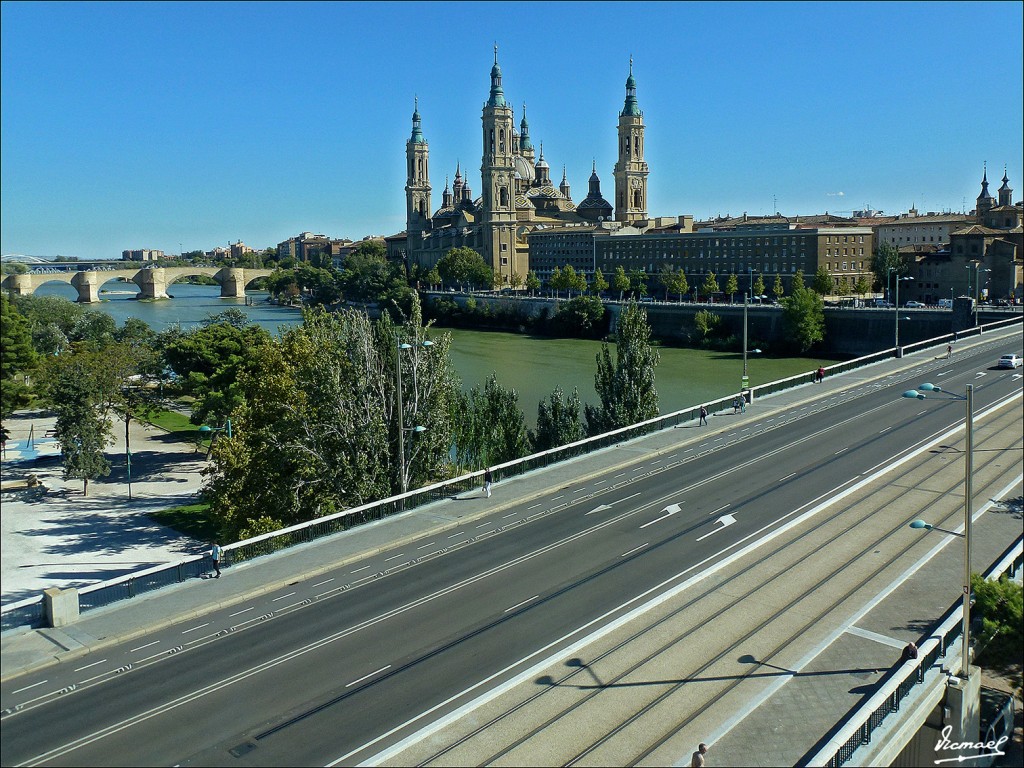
(905, 383), (973, 679)
(395, 339), (433, 495)
(889, 270), (913, 354)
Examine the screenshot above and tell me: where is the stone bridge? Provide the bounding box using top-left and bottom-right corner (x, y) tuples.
(1, 266), (274, 303)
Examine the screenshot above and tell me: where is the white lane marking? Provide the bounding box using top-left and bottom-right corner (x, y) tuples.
(594, 480), (607, 485)
(526, 504), (541, 510)
(779, 472), (796, 481)
(845, 625), (905, 649)
(12, 680), (48, 694)
(504, 595), (539, 613)
(917, 410), (928, 416)
(476, 522), (493, 528)
(417, 542), (436, 549)
(572, 487), (588, 494)
(73, 660), (107, 672)
(181, 623), (210, 634)
(342, 394), (1023, 768)
(351, 566), (371, 573)
(311, 578), (335, 588)
(639, 503), (682, 529)
(711, 504), (730, 515)
(834, 448), (847, 455)
(878, 426), (891, 434)
(621, 543), (649, 558)
(586, 504), (612, 516)
(552, 494), (565, 499)
(614, 472), (626, 478)
(447, 532), (464, 538)
(129, 641), (160, 653)
(384, 554), (405, 562)
(271, 592), (296, 602)
(501, 512), (519, 518)
(695, 514), (738, 542)
(345, 665), (391, 689)
(650, 458), (662, 464)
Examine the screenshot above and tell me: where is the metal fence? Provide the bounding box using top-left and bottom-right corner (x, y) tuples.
(809, 537), (1024, 767)
(3, 316), (1021, 634)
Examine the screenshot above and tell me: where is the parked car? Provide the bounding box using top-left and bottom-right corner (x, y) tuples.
(904, 301), (926, 308)
(996, 353), (1022, 369)
(873, 299), (895, 308)
(937, 298), (954, 309)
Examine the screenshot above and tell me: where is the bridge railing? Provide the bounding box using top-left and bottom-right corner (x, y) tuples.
(807, 537), (1024, 768)
(2, 322), (1020, 633)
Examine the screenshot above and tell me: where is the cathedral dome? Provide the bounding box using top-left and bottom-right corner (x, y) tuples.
(514, 155), (535, 180)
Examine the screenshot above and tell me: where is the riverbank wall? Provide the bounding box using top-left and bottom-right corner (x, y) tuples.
(424, 292), (1014, 357)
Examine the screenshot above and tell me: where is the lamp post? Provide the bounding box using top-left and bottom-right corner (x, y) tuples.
(741, 292), (762, 394)
(396, 339), (433, 495)
(904, 383), (974, 678)
(199, 418), (233, 458)
(888, 269), (914, 354)
(965, 263), (991, 327)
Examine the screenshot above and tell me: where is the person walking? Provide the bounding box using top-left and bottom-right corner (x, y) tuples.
(691, 742), (709, 767)
(733, 397), (741, 414)
(699, 405), (708, 426)
(945, 343), (952, 359)
(483, 467), (492, 498)
(210, 541), (222, 578)
(816, 365), (825, 384)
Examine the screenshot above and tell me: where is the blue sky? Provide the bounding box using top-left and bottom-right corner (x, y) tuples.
(2, 1), (1022, 260)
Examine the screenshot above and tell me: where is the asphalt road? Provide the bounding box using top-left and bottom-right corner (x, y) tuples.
(1, 336), (1022, 767)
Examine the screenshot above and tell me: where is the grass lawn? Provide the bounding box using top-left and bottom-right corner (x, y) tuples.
(149, 502), (220, 542)
(141, 407), (212, 449)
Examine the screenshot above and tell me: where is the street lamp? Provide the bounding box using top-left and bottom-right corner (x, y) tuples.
(904, 382), (974, 679)
(741, 292), (762, 394)
(965, 264), (991, 327)
(888, 269), (914, 354)
(396, 339), (433, 495)
(199, 419), (233, 458)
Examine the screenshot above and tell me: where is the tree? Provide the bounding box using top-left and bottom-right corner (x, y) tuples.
(725, 273), (739, 303)
(871, 241), (903, 292)
(38, 346), (124, 495)
(163, 320), (273, 429)
(970, 572), (1023, 668)
(854, 274), (872, 297)
(585, 301), (660, 435)
(792, 269), (806, 292)
(550, 296), (606, 337)
(772, 274), (785, 301)
(525, 271), (541, 295)
(509, 271), (523, 290)
(591, 268), (609, 296)
(453, 373), (530, 470)
(812, 266), (834, 296)
(562, 265), (583, 298)
(753, 273), (766, 300)
(1, 294), (37, 419)
(628, 268), (648, 298)
(693, 308), (722, 341)
(530, 386), (584, 451)
(781, 286), (825, 353)
(425, 266), (441, 290)
(700, 272), (720, 301)
(613, 266), (630, 301)
(658, 265), (676, 301)
(672, 268), (690, 303)
(549, 266), (564, 297)
(436, 247), (492, 290)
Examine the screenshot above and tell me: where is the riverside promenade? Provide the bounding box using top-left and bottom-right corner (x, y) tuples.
(2, 329), (1022, 766)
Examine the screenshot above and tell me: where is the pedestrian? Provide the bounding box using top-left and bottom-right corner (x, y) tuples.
(945, 344), (952, 359)
(691, 742), (708, 768)
(210, 541), (222, 578)
(699, 405), (708, 426)
(816, 366), (825, 384)
(899, 641), (918, 664)
(733, 397), (740, 414)
(483, 467), (492, 498)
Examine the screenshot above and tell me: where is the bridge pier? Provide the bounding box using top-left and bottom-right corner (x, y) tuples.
(218, 267), (246, 298)
(134, 268), (169, 300)
(70, 271), (101, 303)
(2, 272), (35, 296)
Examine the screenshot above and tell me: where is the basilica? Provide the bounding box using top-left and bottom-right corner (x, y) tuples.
(397, 49), (650, 283)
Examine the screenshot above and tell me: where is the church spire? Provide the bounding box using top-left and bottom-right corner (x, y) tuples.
(519, 102), (533, 151)
(410, 96), (425, 143)
(487, 43), (506, 107)
(621, 55), (641, 117)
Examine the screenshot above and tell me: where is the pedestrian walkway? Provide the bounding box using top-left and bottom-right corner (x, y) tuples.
(2, 329), (1021, 766)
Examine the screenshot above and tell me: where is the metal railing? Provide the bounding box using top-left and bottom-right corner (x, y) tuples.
(3, 318), (1021, 633)
(808, 536), (1024, 767)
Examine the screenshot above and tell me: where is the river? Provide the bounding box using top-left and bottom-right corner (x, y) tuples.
(31, 282), (825, 422)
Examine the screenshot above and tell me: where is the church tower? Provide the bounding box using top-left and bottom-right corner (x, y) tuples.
(405, 98), (432, 250)
(975, 162), (995, 217)
(480, 45), (517, 281)
(614, 58), (649, 224)
(998, 166), (1013, 207)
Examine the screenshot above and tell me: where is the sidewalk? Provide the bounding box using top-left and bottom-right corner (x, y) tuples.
(2, 330), (1021, 768)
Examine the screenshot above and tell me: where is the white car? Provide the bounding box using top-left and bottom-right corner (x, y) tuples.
(997, 353), (1022, 369)
(904, 301), (926, 308)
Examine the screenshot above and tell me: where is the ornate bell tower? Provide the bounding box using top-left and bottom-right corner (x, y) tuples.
(405, 98), (432, 252)
(614, 57), (649, 224)
(480, 45), (516, 281)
